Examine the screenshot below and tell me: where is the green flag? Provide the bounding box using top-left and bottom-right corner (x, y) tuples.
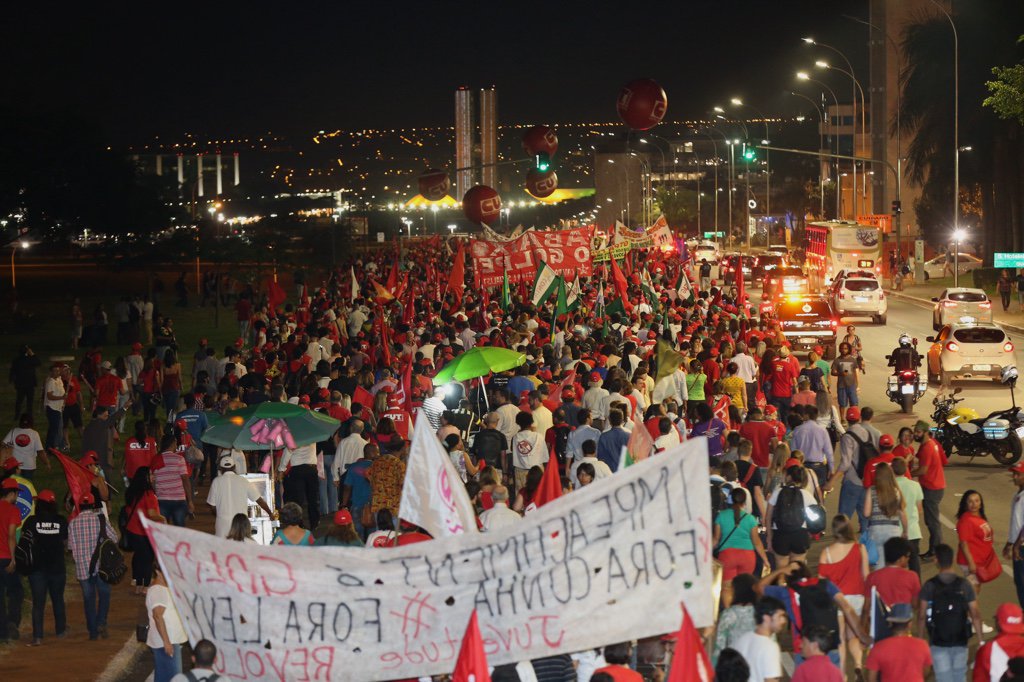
(555, 276), (569, 318)
(605, 298), (626, 318)
(501, 270), (511, 314)
(565, 274), (581, 312)
(531, 259), (560, 307)
(675, 269), (694, 304)
(640, 268), (660, 312)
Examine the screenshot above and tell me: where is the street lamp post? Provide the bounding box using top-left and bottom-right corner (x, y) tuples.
(815, 60), (867, 217)
(731, 98), (771, 245)
(788, 91), (827, 218)
(928, 0), (960, 253)
(692, 130), (721, 241)
(953, 228), (966, 287)
(797, 72), (841, 217)
(10, 240), (28, 288)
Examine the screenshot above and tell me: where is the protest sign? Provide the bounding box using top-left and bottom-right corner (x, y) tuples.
(470, 226), (593, 287)
(144, 438), (714, 681)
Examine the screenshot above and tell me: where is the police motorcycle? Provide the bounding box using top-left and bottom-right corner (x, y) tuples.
(929, 366), (1024, 465)
(885, 334), (928, 413)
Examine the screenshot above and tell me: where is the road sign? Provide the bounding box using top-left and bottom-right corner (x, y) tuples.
(702, 231), (725, 238)
(995, 253), (1024, 268)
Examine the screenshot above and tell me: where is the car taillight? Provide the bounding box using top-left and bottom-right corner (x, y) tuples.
(831, 319), (838, 328)
(946, 341), (960, 352)
(979, 301), (992, 309)
(838, 292), (845, 299)
(900, 371), (915, 378)
(942, 301), (958, 308)
(879, 292), (885, 300)
(1004, 341), (1015, 352)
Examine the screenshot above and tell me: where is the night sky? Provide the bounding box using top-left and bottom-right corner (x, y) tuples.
(4, 1), (870, 143)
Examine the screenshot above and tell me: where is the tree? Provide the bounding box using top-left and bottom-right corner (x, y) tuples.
(984, 63), (1024, 125)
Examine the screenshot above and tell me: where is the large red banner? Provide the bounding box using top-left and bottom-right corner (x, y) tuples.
(470, 226), (594, 287)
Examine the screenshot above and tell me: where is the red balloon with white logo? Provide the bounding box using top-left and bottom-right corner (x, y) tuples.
(522, 125), (558, 157)
(616, 78), (668, 130)
(462, 185), (502, 225)
(525, 169), (558, 199)
(417, 168), (450, 202)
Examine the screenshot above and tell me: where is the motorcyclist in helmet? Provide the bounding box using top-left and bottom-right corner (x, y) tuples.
(887, 333), (921, 372)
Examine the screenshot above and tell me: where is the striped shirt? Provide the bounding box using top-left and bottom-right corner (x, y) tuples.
(68, 509), (119, 581)
(153, 451), (188, 501)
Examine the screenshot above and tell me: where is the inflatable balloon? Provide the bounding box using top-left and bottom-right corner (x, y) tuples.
(462, 185), (502, 225)
(525, 169), (558, 199)
(417, 168), (450, 202)
(522, 125), (558, 157)
(616, 78), (668, 130)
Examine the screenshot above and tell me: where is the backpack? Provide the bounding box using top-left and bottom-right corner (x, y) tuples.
(926, 576), (973, 646)
(789, 578), (841, 652)
(804, 503), (827, 535)
(185, 673), (221, 682)
(843, 429), (877, 479)
(710, 480), (729, 517)
(14, 522), (35, 575)
(89, 515), (128, 585)
(774, 485), (806, 532)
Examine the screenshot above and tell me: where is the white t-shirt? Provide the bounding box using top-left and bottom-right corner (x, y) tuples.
(479, 504), (521, 532)
(146, 584), (188, 647)
(2, 428), (42, 470)
(44, 377), (65, 411)
(510, 430), (549, 471)
(365, 529), (397, 548)
(206, 472), (261, 537)
(731, 630), (782, 682)
(767, 486), (818, 530)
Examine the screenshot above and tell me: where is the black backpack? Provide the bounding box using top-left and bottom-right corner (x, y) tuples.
(844, 429), (877, 479)
(14, 521), (35, 575)
(775, 485), (806, 532)
(89, 515), (128, 585)
(790, 579), (841, 652)
(926, 576), (973, 646)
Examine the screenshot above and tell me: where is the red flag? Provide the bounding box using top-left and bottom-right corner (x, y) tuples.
(452, 610), (491, 682)
(447, 240), (466, 307)
(266, 278), (286, 311)
(51, 449), (96, 518)
(352, 386), (374, 413)
(542, 370), (576, 412)
(386, 260), (399, 295)
(372, 280), (395, 304)
(401, 278), (416, 326)
(399, 358), (414, 417)
(667, 605), (713, 682)
(531, 455), (563, 508)
(610, 256), (631, 308)
(735, 254), (746, 307)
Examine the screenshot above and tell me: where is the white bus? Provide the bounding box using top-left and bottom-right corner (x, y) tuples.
(805, 220), (882, 290)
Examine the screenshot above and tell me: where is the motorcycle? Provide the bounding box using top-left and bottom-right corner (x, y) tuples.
(885, 342), (928, 414)
(930, 386), (1024, 465)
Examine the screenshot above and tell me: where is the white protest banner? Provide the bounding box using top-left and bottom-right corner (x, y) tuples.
(143, 438), (713, 682)
(399, 420), (479, 538)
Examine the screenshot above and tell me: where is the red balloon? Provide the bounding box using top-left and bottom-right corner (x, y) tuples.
(525, 169), (558, 199)
(616, 78), (668, 130)
(462, 185), (502, 225)
(417, 168), (450, 202)
(522, 125), (558, 157)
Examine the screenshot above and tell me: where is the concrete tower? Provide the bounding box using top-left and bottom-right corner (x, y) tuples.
(479, 87), (498, 190)
(455, 87), (476, 200)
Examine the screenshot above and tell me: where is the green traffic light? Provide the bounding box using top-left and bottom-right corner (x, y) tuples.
(743, 149), (756, 161)
(535, 152), (551, 172)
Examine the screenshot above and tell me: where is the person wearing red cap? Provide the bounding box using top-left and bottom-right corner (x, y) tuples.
(582, 372), (609, 430)
(314, 510), (363, 547)
(824, 406), (871, 523)
(20, 489), (68, 645)
(974, 603), (1024, 681)
(0, 477), (24, 643)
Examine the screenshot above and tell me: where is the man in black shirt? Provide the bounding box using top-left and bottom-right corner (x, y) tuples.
(469, 412), (507, 479)
(9, 345), (40, 422)
(20, 489), (68, 645)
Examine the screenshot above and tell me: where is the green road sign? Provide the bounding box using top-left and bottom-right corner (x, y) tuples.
(703, 231), (725, 238)
(995, 253), (1024, 268)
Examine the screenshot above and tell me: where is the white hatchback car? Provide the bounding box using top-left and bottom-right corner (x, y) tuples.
(832, 274), (887, 324)
(926, 322), (1016, 384)
(932, 287), (993, 330)
(922, 253), (983, 280)
(694, 241), (721, 265)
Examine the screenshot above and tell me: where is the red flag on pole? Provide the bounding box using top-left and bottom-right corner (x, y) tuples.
(386, 260), (399, 295)
(530, 455), (563, 509)
(735, 254), (746, 308)
(51, 449), (97, 519)
(542, 370), (576, 412)
(266, 278), (286, 312)
(447, 240), (466, 307)
(352, 386), (374, 413)
(452, 610), (491, 682)
(610, 256), (631, 309)
(667, 605), (713, 682)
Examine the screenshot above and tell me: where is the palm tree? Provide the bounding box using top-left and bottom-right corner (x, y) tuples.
(898, 0), (1024, 256)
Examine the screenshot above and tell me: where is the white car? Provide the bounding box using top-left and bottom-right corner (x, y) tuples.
(831, 273), (887, 324)
(693, 241), (720, 265)
(932, 287), (993, 330)
(926, 322), (1016, 384)
(922, 253), (983, 280)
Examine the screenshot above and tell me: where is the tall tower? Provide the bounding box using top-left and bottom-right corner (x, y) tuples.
(479, 87), (498, 190)
(455, 87), (476, 200)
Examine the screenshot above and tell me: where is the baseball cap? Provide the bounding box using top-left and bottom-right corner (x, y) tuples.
(175, 419), (188, 431)
(1011, 462), (1024, 474)
(218, 454), (236, 470)
(80, 451), (99, 466)
(234, 337), (245, 348)
(318, 387), (330, 399)
(1, 478), (20, 492)
(36, 489), (56, 503)
(845, 406), (861, 422)
(131, 342), (143, 351)
(764, 404), (778, 415)
(562, 387), (576, 400)
(998, 603), (1024, 634)
(886, 603), (914, 623)
(589, 371), (602, 384)
(879, 434), (895, 448)
(334, 509), (353, 526)
(784, 458), (802, 469)
(2, 458), (19, 472)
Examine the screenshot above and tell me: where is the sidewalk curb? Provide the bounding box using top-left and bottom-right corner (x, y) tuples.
(887, 289), (1024, 335)
(96, 634), (146, 682)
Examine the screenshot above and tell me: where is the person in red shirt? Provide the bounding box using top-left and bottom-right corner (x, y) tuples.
(236, 295), (253, 343)
(861, 434), (914, 488)
(865, 602), (932, 681)
(792, 625), (843, 682)
(61, 364), (83, 448)
(865, 537), (921, 608)
(892, 426), (916, 465)
(93, 361), (124, 415)
(768, 346), (799, 423)
(0, 477), (24, 642)
(956, 489), (999, 594)
(738, 408), (779, 468)
(912, 419), (947, 559)
(123, 420), (157, 481)
(974, 603), (1024, 682)
(593, 642), (643, 682)
(763, 404), (787, 442)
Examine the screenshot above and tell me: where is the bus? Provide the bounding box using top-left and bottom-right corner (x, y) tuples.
(805, 220), (882, 290)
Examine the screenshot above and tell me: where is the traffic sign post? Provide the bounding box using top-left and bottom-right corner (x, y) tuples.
(994, 253), (1024, 268)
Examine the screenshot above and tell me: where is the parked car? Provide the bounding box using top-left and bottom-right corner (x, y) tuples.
(922, 253), (983, 280)
(932, 287), (993, 330)
(925, 322), (1016, 384)
(831, 272), (887, 324)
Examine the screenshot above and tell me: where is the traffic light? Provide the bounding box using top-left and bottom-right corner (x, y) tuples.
(891, 199), (902, 214)
(535, 152), (551, 172)
(742, 146), (757, 162)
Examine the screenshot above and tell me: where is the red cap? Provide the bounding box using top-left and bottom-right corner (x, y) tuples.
(175, 419), (188, 431)
(36, 489), (56, 504)
(234, 337), (245, 348)
(537, 369), (553, 381)
(764, 404), (778, 415)
(1, 478), (20, 492)
(784, 458), (802, 469)
(562, 387), (576, 399)
(997, 603), (1024, 634)
(813, 345), (824, 356)
(879, 434), (895, 448)
(131, 342), (143, 351)
(299, 394), (311, 404)
(318, 387), (330, 399)
(334, 509), (353, 526)
(845, 406), (861, 422)
(2, 458), (19, 472)
(80, 451), (99, 466)
(589, 371), (602, 384)
(1011, 462), (1024, 474)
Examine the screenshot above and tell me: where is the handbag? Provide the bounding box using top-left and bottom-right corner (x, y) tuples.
(89, 515), (128, 585)
(714, 513), (748, 559)
(135, 623), (149, 643)
(117, 497), (141, 552)
(976, 550), (1003, 583)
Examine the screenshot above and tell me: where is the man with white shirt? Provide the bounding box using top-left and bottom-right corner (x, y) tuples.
(43, 364), (66, 451)
(510, 412), (549, 492)
(570, 439), (612, 487)
(278, 441), (320, 529)
(457, 321), (476, 351)
(493, 389), (521, 446)
(528, 391), (553, 441)
(332, 419), (368, 481)
(582, 372), (609, 430)
(207, 455), (273, 537)
(479, 486), (520, 531)
(732, 596), (788, 682)
(732, 341), (760, 412)
(653, 417), (681, 452)
(567, 409), (601, 462)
